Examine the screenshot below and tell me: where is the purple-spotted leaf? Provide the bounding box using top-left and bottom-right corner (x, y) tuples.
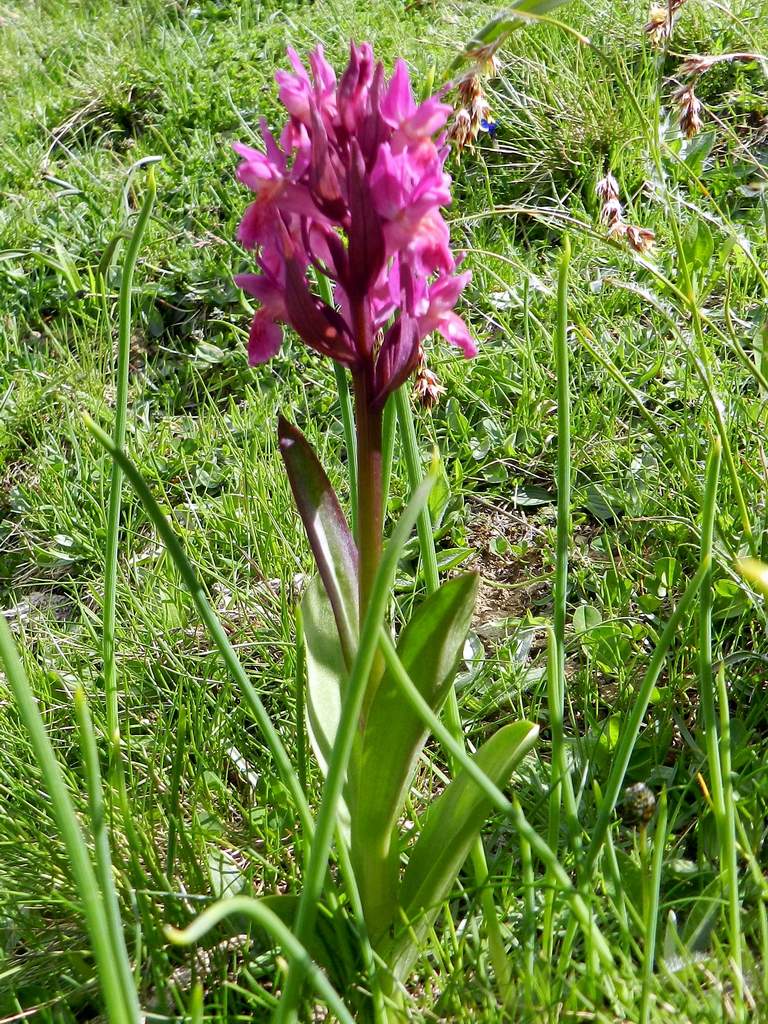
(278, 416), (358, 664)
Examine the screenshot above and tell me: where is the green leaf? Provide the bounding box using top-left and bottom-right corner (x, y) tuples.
(683, 130), (715, 177)
(301, 576), (351, 835)
(391, 720), (537, 976)
(573, 604), (602, 634)
(351, 573), (479, 941)
(681, 219), (714, 272)
(279, 416), (358, 665)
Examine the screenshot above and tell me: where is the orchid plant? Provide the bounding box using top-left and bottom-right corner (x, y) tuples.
(232, 42), (538, 1015)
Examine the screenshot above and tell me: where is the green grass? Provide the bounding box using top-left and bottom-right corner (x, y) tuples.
(2, 0), (768, 1020)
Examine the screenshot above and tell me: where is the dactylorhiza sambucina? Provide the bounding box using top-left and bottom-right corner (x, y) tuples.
(233, 43), (476, 412)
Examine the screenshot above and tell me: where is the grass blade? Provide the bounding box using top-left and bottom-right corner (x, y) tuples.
(167, 896), (356, 1024)
(103, 166), (156, 755)
(74, 686), (141, 1018)
(84, 414), (314, 839)
(379, 630), (616, 971)
(0, 618), (135, 1024)
(639, 790), (668, 1024)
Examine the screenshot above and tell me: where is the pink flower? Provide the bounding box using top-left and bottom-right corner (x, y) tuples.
(233, 42), (475, 403)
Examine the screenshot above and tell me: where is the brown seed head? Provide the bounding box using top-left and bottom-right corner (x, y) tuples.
(457, 72), (484, 107)
(644, 6), (670, 46)
(601, 197), (624, 231)
(414, 363), (446, 410)
(675, 85), (702, 139)
(596, 171), (620, 203)
(625, 224), (656, 253)
(678, 52), (762, 78)
(448, 108), (473, 152)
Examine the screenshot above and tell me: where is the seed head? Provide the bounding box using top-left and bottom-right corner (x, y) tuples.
(678, 52), (762, 78)
(413, 361), (446, 409)
(452, 74), (495, 155)
(596, 171), (620, 204)
(645, 6), (670, 46)
(601, 197), (624, 232)
(624, 224), (656, 253)
(457, 72), (484, 107)
(675, 85), (703, 139)
(448, 108), (473, 152)
(622, 782), (657, 827)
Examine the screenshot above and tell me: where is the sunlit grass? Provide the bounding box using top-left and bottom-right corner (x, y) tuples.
(2, 0), (768, 1019)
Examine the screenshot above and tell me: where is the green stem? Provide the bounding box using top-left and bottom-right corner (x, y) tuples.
(353, 371), (384, 619)
(0, 618), (134, 1024)
(639, 791), (668, 1024)
(394, 385), (512, 997)
(394, 387), (439, 592)
(74, 687), (140, 1019)
(103, 167), (156, 760)
(700, 439), (725, 821)
(717, 664), (744, 1020)
(274, 474), (435, 1024)
(551, 237), (579, 834)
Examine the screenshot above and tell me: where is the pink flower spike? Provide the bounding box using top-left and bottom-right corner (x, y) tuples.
(233, 41), (476, 399)
(248, 313), (284, 364)
(436, 311), (477, 358)
(381, 59), (416, 126)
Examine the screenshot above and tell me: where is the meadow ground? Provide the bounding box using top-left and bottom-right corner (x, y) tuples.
(2, 0), (768, 1020)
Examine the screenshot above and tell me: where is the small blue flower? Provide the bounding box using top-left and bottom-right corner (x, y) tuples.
(479, 118), (498, 137)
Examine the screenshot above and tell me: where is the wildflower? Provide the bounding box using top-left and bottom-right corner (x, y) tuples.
(234, 43), (474, 403)
(675, 84), (702, 139)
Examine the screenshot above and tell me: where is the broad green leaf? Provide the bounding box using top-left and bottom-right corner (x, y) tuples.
(681, 219), (714, 272)
(391, 720), (537, 977)
(301, 576), (346, 768)
(279, 416), (358, 665)
(573, 604), (602, 634)
(301, 576), (351, 836)
(350, 573), (479, 941)
(683, 130), (715, 177)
